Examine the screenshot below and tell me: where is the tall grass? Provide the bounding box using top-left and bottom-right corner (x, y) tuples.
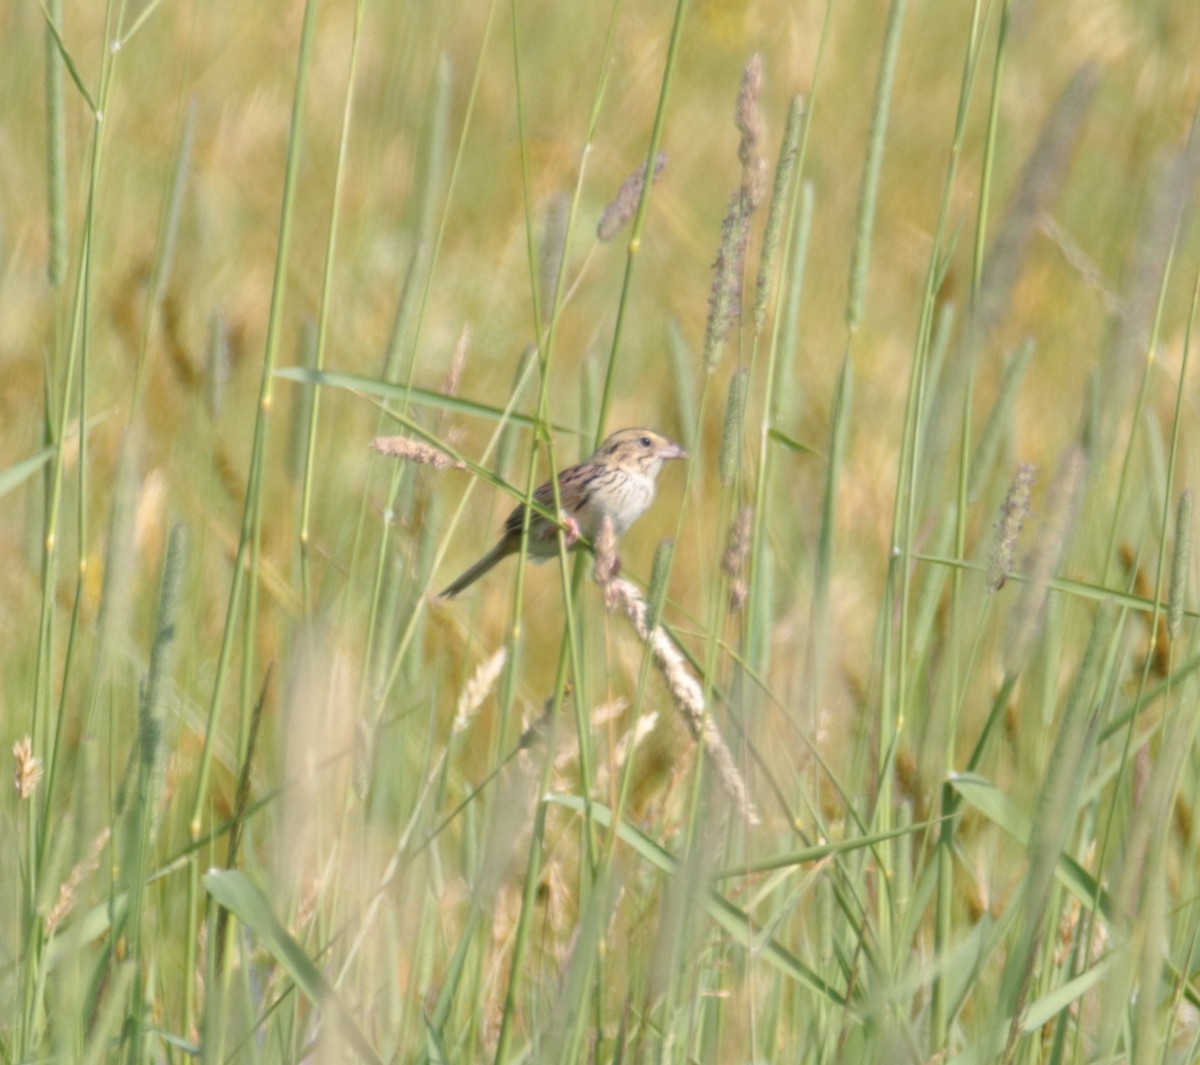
(4, 0), (1200, 1061)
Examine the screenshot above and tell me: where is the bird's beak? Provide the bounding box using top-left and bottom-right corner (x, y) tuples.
(662, 441), (689, 461)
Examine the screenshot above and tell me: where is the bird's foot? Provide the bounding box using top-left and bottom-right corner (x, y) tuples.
(562, 515), (581, 545)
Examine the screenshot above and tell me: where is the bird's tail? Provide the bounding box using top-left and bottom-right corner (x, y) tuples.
(437, 541), (514, 599)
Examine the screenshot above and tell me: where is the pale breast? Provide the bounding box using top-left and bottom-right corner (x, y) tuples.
(577, 469), (655, 538)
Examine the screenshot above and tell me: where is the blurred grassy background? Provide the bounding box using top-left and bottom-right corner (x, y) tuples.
(5, 0), (1200, 1060)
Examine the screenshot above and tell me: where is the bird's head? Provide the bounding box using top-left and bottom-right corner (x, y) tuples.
(596, 428), (689, 479)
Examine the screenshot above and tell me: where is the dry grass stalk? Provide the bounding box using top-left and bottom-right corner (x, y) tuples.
(1054, 873), (1109, 968)
(434, 326), (471, 444)
(444, 325), (470, 399)
(988, 463), (1037, 592)
(974, 63), (1099, 344)
(1111, 136), (1200, 376)
(1039, 214), (1127, 323)
(591, 697), (630, 728)
(370, 435), (467, 471)
(555, 698), (630, 771)
(595, 575), (760, 825)
(1006, 447), (1088, 672)
(453, 647), (508, 733)
(593, 711), (660, 789)
(44, 827), (111, 934)
(13, 737), (43, 799)
(597, 152), (668, 241)
(735, 54), (767, 209)
(722, 505), (753, 611)
(294, 876), (323, 932)
(593, 514), (620, 610)
(613, 712), (658, 768)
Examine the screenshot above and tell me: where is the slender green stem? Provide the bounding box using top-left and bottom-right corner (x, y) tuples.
(592, 0), (689, 448)
(298, 0), (368, 616)
(931, 0), (993, 1045)
(189, 0), (320, 837)
(26, 1), (123, 1052)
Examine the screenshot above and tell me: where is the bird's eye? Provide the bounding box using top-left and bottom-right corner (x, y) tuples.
(640, 436), (652, 448)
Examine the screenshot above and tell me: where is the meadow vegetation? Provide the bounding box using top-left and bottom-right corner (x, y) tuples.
(4, 0), (1200, 1060)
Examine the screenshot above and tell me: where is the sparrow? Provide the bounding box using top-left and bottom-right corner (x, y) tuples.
(438, 428), (687, 598)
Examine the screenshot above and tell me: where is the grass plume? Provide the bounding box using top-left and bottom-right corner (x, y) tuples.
(988, 462), (1036, 592)
(370, 435), (468, 470)
(755, 95), (805, 333)
(703, 190), (752, 370)
(6, 3), (1200, 1061)
(595, 575), (759, 825)
(735, 54), (767, 209)
(597, 152), (668, 241)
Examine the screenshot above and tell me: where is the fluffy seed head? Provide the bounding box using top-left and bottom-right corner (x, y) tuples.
(12, 737), (42, 800)
(704, 191), (752, 371)
(723, 506), (753, 611)
(371, 436), (467, 471)
(1005, 448), (1087, 672)
(604, 577), (759, 824)
(598, 152), (668, 241)
(988, 463), (1036, 592)
(735, 54), (767, 209)
(453, 648), (508, 734)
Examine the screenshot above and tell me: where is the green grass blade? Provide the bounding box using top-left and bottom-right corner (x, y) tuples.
(275, 366), (579, 434)
(202, 870), (384, 1065)
(547, 794), (848, 1007)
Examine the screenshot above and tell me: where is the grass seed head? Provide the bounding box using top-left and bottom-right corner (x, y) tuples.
(723, 505), (753, 611)
(735, 54), (767, 209)
(597, 152), (667, 241)
(12, 737), (43, 800)
(370, 435), (467, 471)
(989, 463), (1037, 592)
(703, 190), (752, 370)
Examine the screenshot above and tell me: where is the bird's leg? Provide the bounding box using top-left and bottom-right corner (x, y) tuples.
(561, 513), (581, 545)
